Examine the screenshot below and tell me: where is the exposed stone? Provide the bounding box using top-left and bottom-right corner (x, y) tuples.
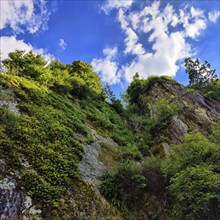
(87, 125), (118, 148)
(147, 79), (220, 135)
(78, 143), (105, 188)
(0, 159), (6, 173)
(0, 88), (20, 115)
(194, 107), (211, 126)
(78, 126), (118, 188)
(169, 116), (188, 143)
(0, 177), (42, 220)
(161, 142), (170, 155)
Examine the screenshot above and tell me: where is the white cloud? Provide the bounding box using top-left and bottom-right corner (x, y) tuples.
(114, 1), (212, 83)
(208, 11), (220, 23)
(179, 6), (207, 38)
(102, 0), (133, 14)
(0, 36), (54, 62)
(123, 32), (191, 82)
(58, 39), (67, 51)
(0, 0), (53, 34)
(91, 47), (120, 85)
(118, 9), (145, 55)
(97, 1), (219, 85)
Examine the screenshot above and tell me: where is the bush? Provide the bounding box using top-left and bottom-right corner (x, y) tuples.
(0, 107), (19, 131)
(168, 165), (220, 219)
(100, 161), (147, 210)
(118, 144), (142, 162)
(162, 133), (220, 219)
(155, 98), (179, 122)
(21, 170), (63, 205)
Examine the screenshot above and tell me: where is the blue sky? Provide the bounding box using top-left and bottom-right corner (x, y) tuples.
(1, 0), (220, 97)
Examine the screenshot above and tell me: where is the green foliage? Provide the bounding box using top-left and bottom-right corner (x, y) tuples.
(126, 73), (147, 109)
(162, 133), (220, 178)
(80, 97), (133, 146)
(155, 98), (179, 122)
(126, 75), (176, 114)
(168, 165), (220, 220)
(194, 77), (220, 101)
(103, 83), (116, 103)
(127, 113), (153, 154)
(21, 170), (63, 205)
(210, 121), (220, 144)
(0, 107), (19, 131)
(100, 161), (147, 210)
(162, 133), (220, 219)
(118, 144), (142, 162)
(3, 50), (48, 79)
(184, 57), (216, 87)
(100, 158), (166, 219)
(0, 72), (87, 209)
(49, 61), (71, 94)
(71, 60), (102, 94)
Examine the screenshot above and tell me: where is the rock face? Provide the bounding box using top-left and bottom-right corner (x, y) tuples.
(146, 79), (220, 137)
(169, 116), (188, 143)
(1, 77), (219, 219)
(0, 88), (20, 115)
(0, 178), (41, 220)
(78, 143), (105, 187)
(142, 78), (220, 156)
(79, 125), (118, 188)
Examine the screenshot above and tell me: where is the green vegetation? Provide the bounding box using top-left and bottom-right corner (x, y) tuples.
(162, 133), (220, 219)
(0, 50), (219, 219)
(195, 78), (220, 101)
(184, 57), (216, 87)
(184, 57), (220, 101)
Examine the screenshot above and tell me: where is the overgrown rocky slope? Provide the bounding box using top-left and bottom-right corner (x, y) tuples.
(0, 52), (219, 219)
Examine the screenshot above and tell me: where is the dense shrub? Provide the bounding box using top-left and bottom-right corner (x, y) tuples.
(100, 161), (147, 210)
(162, 133), (220, 219)
(0, 107), (19, 132)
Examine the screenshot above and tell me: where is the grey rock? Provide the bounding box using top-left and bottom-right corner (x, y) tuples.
(78, 126), (118, 188)
(78, 143), (105, 188)
(0, 177), (41, 220)
(169, 116), (188, 143)
(0, 88), (20, 115)
(0, 159), (6, 173)
(161, 142), (170, 155)
(87, 125), (118, 148)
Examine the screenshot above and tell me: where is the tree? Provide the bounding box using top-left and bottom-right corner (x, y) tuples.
(126, 73), (147, 107)
(103, 83), (116, 104)
(2, 50), (48, 79)
(70, 60), (102, 94)
(184, 57), (216, 87)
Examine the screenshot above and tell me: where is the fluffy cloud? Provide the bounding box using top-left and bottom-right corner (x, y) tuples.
(91, 47), (120, 85)
(97, 1), (218, 85)
(58, 39), (67, 51)
(0, 36), (54, 62)
(208, 11), (220, 23)
(118, 9), (145, 55)
(0, 0), (54, 34)
(123, 32), (191, 82)
(102, 0), (133, 14)
(116, 1), (210, 82)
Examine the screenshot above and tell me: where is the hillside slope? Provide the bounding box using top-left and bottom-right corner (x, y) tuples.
(0, 52), (219, 219)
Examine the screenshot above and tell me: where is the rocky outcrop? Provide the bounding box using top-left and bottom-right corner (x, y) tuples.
(0, 178), (41, 220)
(0, 87), (20, 115)
(78, 143), (105, 187)
(169, 116), (188, 143)
(146, 79), (220, 136)
(79, 125), (118, 188)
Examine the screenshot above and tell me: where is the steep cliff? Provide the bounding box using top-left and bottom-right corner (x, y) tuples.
(0, 58), (219, 219)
